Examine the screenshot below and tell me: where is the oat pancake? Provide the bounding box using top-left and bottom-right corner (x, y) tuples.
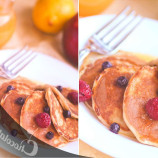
(46, 88), (78, 141)
(147, 57), (158, 66)
(80, 51), (146, 109)
(1, 89), (32, 124)
(33, 85), (78, 118)
(20, 91), (67, 148)
(93, 66), (139, 137)
(51, 86), (78, 119)
(0, 80), (30, 101)
(123, 66), (158, 146)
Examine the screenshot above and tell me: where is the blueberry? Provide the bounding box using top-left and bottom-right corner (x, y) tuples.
(6, 85), (14, 92)
(43, 106), (50, 114)
(46, 132), (54, 140)
(11, 129), (17, 137)
(110, 123), (120, 134)
(15, 97), (25, 105)
(63, 110), (71, 118)
(102, 61), (112, 70)
(116, 76), (128, 87)
(56, 86), (62, 92)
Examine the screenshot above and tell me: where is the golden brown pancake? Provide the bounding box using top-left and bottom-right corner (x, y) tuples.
(0, 77), (42, 140)
(123, 66), (158, 147)
(46, 88), (78, 141)
(20, 91), (67, 148)
(147, 58), (158, 66)
(51, 86), (78, 119)
(0, 81), (30, 101)
(1, 89), (32, 124)
(80, 51), (146, 109)
(93, 66), (139, 137)
(33, 85), (78, 119)
(0, 76), (42, 103)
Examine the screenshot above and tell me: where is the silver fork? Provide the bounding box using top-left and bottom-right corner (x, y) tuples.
(79, 6), (143, 66)
(0, 46), (37, 79)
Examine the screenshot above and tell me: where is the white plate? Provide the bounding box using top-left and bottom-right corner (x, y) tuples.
(79, 15), (158, 158)
(0, 50), (78, 156)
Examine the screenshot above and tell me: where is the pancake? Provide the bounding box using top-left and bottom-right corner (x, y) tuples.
(46, 88), (78, 141)
(92, 66), (139, 137)
(51, 86), (78, 119)
(33, 85), (78, 118)
(1, 89), (32, 124)
(0, 77), (42, 140)
(80, 51), (146, 109)
(0, 80), (30, 101)
(148, 58), (158, 67)
(33, 85), (78, 119)
(123, 66), (158, 147)
(20, 91), (67, 148)
(0, 75), (48, 99)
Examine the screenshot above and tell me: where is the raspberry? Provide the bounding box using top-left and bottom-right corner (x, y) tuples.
(35, 113), (51, 128)
(79, 80), (92, 102)
(67, 92), (78, 105)
(146, 97), (158, 120)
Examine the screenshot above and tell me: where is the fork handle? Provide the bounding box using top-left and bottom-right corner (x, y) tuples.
(79, 48), (90, 67)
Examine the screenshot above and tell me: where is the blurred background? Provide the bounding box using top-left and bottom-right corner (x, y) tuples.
(79, 0), (158, 20)
(0, 0), (78, 67)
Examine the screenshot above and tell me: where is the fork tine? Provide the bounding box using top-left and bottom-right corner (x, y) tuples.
(104, 11), (137, 45)
(8, 50), (33, 72)
(2, 46), (28, 66)
(112, 16), (143, 49)
(12, 53), (37, 75)
(95, 6), (131, 35)
(101, 10), (136, 40)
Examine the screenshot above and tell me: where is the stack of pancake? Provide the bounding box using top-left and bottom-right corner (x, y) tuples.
(0, 77), (78, 148)
(80, 51), (158, 147)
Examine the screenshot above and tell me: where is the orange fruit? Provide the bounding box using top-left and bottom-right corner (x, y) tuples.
(79, 0), (114, 17)
(33, 0), (75, 34)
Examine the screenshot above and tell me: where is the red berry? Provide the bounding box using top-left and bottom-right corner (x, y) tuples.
(35, 113), (51, 128)
(67, 92), (78, 105)
(146, 97), (158, 120)
(79, 80), (92, 102)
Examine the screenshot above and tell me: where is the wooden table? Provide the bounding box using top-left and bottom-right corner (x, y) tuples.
(79, 0), (158, 157)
